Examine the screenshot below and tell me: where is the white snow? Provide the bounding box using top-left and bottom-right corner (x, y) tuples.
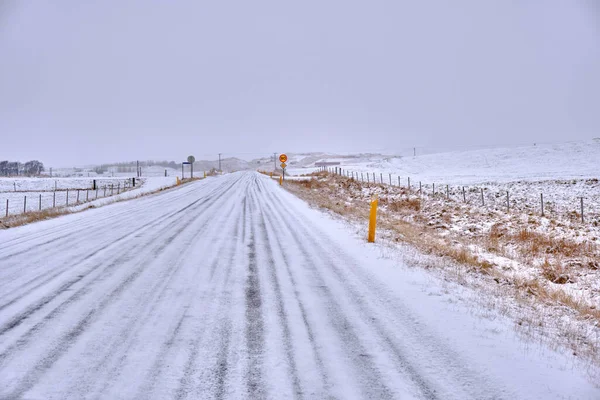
(0, 172), (597, 399)
(0, 176), (180, 217)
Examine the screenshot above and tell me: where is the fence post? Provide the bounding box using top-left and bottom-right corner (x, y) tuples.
(104, 186), (107, 197)
(111, 184), (114, 196)
(398, 176), (400, 186)
(380, 173), (383, 184)
(53, 191), (56, 208)
(433, 183), (435, 195)
(24, 196), (27, 214)
(39, 194), (42, 211)
(118, 183), (120, 194)
(373, 172), (375, 183)
(506, 191), (510, 211)
(77, 190), (80, 203)
(462, 187), (466, 203)
(66, 189), (69, 206)
(5, 199), (8, 217)
(408, 177), (410, 190)
(481, 188), (484, 206)
(389, 173), (392, 185)
(580, 197), (584, 223)
(419, 181), (422, 196)
(446, 185), (449, 199)
(86, 190), (89, 202)
(361, 172), (364, 182)
(541, 193), (544, 217)
(96, 188), (99, 199)
(368, 195), (378, 243)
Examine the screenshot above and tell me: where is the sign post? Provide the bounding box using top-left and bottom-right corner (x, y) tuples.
(279, 154), (288, 181)
(187, 156), (195, 178)
(182, 161), (191, 180)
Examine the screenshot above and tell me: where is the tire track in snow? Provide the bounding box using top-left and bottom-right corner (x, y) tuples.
(171, 174), (253, 400)
(0, 179), (210, 254)
(0, 175), (244, 328)
(264, 177), (507, 399)
(87, 191), (244, 399)
(243, 184), (266, 399)
(0, 177), (232, 298)
(212, 186), (249, 400)
(262, 178), (438, 399)
(259, 204), (331, 398)
(256, 182), (397, 399)
(252, 182), (304, 400)
(0, 176), (246, 396)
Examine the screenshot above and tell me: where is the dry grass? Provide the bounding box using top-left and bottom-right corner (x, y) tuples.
(286, 172), (600, 367)
(1, 208), (72, 228)
(509, 228), (586, 258)
(385, 198), (421, 212)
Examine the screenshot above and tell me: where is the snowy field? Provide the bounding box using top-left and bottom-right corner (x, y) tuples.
(286, 139), (600, 184)
(0, 172), (597, 399)
(286, 140), (600, 224)
(0, 177), (136, 192)
(0, 177), (179, 217)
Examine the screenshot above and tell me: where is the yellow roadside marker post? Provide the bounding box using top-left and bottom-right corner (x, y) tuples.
(176, 177), (181, 185)
(368, 194), (378, 243)
(279, 175), (283, 185)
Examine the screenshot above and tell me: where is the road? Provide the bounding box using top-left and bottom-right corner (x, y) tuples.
(0, 172), (597, 399)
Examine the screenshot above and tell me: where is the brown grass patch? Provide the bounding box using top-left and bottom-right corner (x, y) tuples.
(510, 229), (588, 258)
(387, 198), (421, 212)
(1, 208), (72, 228)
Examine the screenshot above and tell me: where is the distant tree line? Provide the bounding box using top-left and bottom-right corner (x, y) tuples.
(93, 160), (181, 175)
(0, 160), (45, 176)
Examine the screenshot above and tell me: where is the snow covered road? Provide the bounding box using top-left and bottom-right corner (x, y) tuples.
(0, 172), (597, 399)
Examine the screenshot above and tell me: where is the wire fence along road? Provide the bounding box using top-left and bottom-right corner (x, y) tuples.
(1, 172), (596, 399)
(1, 179), (138, 217)
(323, 167), (600, 225)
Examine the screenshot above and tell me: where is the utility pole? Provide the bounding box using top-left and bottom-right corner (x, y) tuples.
(218, 153), (222, 172)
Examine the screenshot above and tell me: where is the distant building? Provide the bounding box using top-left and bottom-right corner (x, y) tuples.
(315, 161), (341, 167)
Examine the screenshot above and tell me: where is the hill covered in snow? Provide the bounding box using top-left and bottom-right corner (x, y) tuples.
(292, 139), (600, 185)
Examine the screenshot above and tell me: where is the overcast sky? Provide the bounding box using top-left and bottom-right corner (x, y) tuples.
(1, 1), (599, 167)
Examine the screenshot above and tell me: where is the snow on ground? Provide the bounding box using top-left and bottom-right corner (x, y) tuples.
(0, 176), (180, 217)
(290, 139), (600, 185)
(285, 170), (600, 371)
(285, 140), (600, 226)
(0, 172), (597, 399)
(0, 177), (135, 192)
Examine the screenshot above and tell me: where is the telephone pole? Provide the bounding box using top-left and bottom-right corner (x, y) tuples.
(218, 153), (222, 172)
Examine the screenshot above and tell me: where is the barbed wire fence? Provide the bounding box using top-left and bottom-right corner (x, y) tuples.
(1, 178), (140, 218)
(321, 167), (600, 226)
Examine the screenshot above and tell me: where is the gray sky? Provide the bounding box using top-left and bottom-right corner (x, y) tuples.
(1, 1), (599, 167)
